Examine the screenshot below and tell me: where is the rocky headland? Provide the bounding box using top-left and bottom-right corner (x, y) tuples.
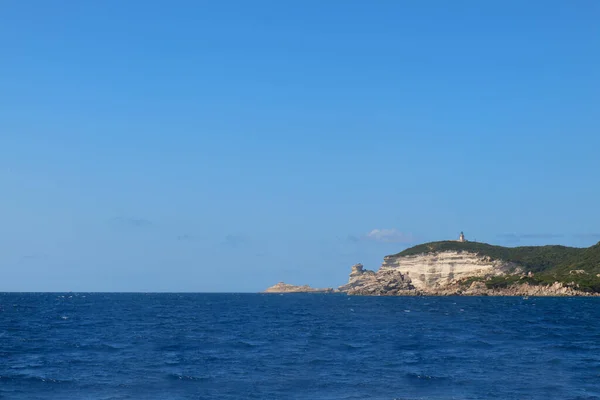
(338, 239), (600, 296)
(265, 237), (600, 296)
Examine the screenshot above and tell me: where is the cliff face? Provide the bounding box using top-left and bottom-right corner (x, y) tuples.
(339, 251), (598, 296)
(263, 282), (334, 293)
(379, 251), (515, 290)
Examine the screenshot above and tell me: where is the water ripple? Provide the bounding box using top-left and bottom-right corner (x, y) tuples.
(0, 293), (599, 400)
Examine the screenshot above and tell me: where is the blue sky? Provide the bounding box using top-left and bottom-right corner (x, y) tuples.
(1, 1), (599, 291)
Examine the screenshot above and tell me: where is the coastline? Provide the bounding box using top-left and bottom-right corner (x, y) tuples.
(264, 238), (600, 297)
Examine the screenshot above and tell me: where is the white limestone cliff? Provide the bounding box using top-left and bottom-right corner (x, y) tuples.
(378, 251), (516, 290)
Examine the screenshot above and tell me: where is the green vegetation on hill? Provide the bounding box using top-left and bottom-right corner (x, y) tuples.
(393, 240), (600, 292)
(395, 241), (584, 272)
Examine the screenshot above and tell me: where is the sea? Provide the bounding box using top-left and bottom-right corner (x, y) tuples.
(1, 293), (599, 400)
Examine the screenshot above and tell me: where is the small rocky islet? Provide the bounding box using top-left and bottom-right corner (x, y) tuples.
(262, 282), (334, 293)
(264, 233), (600, 296)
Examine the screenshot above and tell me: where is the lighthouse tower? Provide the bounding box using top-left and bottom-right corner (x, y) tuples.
(458, 232), (466, 242)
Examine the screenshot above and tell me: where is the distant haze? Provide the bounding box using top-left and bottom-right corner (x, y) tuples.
(1, 1), (599, 291)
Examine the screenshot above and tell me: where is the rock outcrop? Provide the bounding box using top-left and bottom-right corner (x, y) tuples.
(338, 264), (415, 295)
(414, 279), (597, 296)
(460, 281), (593, 297)
(263, 282), (334, 293)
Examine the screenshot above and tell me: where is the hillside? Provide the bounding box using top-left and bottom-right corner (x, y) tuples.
(393, 240), (600, 292)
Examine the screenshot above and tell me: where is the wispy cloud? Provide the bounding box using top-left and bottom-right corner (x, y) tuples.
(111, 217), (153, 228)
(19, 253), (47, 262)
(222, 234), (249, 248)
(497, 233), (600, 244)
(521, 233), (564, 239)
(497, 233), (520, 244)
(498, 233), (564, 240)
(573, 233), (600, 240)
(347, 235), (360, 243)
(176, 234), (194, 241)
(363, 229), (414, 244)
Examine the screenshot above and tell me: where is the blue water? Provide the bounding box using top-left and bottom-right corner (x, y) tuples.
(1, 294), (599, 399)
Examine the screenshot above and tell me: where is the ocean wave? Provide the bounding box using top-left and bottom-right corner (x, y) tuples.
(405, 372), (451, 382)
(166, 373), (210, 381)
(228, 340), (263, 349)
(0, 373), (72, 384)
